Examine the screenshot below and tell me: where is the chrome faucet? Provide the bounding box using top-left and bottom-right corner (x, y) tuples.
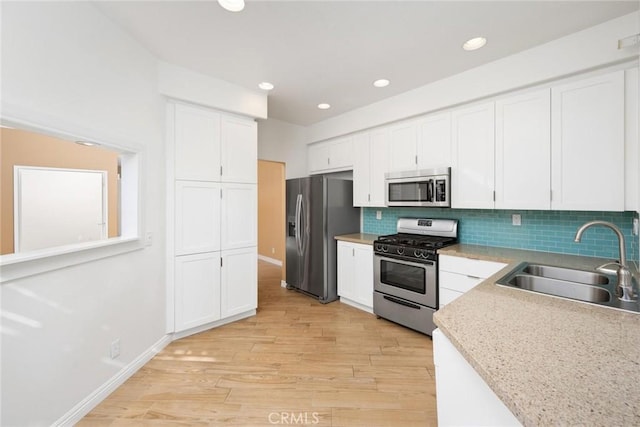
(574, 221), (636, 302)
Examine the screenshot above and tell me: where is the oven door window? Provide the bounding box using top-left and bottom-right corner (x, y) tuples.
(388, 180), (432, 203)
(379, 259), (426, 294)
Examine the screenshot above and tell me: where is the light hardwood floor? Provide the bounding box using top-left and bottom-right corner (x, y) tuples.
(80, 260), (438, 426)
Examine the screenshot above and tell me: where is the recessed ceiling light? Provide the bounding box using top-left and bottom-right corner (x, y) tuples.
(463, 37), (487, 51)
(218, 0), (244, 12)
(373, 79), (390, 88)
(258, 82), (274, 91)
(317, 103), (331, 110)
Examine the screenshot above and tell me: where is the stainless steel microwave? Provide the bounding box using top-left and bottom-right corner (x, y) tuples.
(385, 167), (451, 207)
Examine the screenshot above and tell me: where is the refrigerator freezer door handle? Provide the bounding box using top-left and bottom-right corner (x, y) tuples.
(295, 194), (302, 255)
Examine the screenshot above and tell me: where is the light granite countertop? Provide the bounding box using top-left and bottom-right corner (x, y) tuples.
(434, 244), (640, 426)
(334, 233), (378, 245)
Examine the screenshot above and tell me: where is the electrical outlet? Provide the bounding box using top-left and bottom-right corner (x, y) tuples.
(271, 247), (275, 254)
(110, 338), (121, 359)
(145, 232), (153, 246)
(376, 210), (382, 220)
(633, 218), (639, 236)
(512, 214), (522, 226)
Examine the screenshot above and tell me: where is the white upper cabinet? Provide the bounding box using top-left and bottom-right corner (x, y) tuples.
(220, 115), (257, 183)
(495, 89), (551, 210)
(451, 102), (495, 209)
(417, 112), (452, 169)
(220, 183), (257, 250)
(308, 136), (354, 174)
(174, 103), (221, 181)
(175, 181), (221, 255)
(353, 129), (389, 207)
(551, 70), (624, 211)
(352, 132), (371, 207)
(173, 103), (257, 184)
(388, 120), (419, 172)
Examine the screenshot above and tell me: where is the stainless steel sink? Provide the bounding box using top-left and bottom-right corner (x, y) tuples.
(522, 264), (609, 285)
(507, 275), (611, 303)
(496, 262), (640, 313)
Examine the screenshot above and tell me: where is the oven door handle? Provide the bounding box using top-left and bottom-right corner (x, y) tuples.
(383, 295), (421, 310)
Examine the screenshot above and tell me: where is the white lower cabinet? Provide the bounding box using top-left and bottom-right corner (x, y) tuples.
(175, 252), (222, 332)
(221, 247), (258, 318)
(433, 328), (522, 426)
(337, 241), (374, 312)
(175, 247), (257, 333)
(439, 255), (507, 308)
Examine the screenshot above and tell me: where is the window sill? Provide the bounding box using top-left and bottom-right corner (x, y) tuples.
(0, 236), (144, 283)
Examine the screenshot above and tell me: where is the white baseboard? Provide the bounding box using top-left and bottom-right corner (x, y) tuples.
(258, 255), (282, 266)
(172, 310), (257, 341)
(53, 334), (172, 427)
(339, 297), (374, 314)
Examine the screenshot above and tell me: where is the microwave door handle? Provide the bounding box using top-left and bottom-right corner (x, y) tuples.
(428, 179), (434, 202)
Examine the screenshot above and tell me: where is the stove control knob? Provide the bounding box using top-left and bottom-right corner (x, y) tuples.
(413, 249), (421, 258)
(397, 247), (404, 255)
(381, 245), (388, 253)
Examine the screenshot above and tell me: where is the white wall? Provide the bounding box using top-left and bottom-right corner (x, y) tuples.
(1, 3), (166, 425)
(158, 62), (268, 119)
(307, 11), (640, 143)
(258, 118), (308, 179)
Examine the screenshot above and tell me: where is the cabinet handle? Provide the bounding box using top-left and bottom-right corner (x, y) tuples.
(466, 274), (481, 280)
(327, 157), (330, 165)
(415, 155), (418, 165)
(220, 257), (223, 267)
(368, 194), (371, 202)
(220, 165), (223, 176)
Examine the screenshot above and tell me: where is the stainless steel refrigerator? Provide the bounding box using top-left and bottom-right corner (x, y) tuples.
(286, 176), (360, 302)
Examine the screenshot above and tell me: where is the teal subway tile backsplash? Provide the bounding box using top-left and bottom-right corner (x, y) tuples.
(363, 208), (639, 262)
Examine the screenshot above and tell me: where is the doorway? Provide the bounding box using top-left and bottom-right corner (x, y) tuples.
(257, 160), (286, 284)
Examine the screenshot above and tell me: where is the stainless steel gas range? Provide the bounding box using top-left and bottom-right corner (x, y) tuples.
(373, 218), (458, 336)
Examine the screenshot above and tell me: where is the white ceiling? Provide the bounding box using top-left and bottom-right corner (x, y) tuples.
(94, 1), (639, 126)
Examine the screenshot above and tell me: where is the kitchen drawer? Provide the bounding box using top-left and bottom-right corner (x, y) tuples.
(439, 271), (484, 294)
(439, 255), (507, 278)
(439, 287), (463, 308)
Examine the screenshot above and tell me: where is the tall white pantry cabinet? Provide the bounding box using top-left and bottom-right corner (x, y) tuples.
(168, 102), (258, 335)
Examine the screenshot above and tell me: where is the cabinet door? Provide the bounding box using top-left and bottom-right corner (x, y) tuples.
(451, 102), (495, 209)
(330, 136), (354, 169)
(221, 247), (257, 317)
(221, 183), (257, 250)
(352, 132), (371, 207)
(354, 244), (374, 308)
(433, 329), (522, 426)
(220, 115), (257, 183)
(551, 71), (624, 211)
(308, 142), (331, 174)
(174, 103), (221, 181)
(388, 121), (418, 172)
(495, 89), (551, 209)
(175, 252), (221, 332)
(337, 241), (356, 300)
(418, 112), (452, 169)
(369, 128), (390, 206)
(175, 181), (221, 255)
